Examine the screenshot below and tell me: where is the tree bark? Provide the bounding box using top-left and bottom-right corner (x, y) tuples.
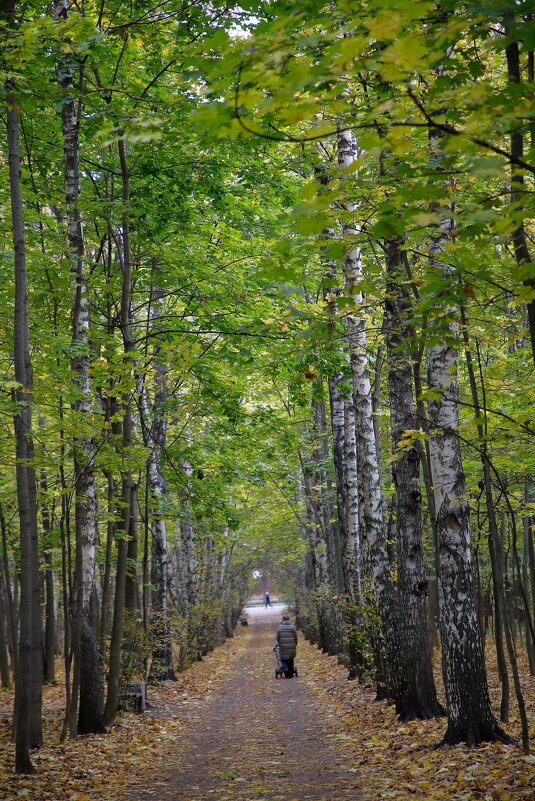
(103, 136), (135, 727)
(385, 235), (443, 721)
(504, 14), (535, 364)
(425, 144), (509, 744)
(338, 129), (399, 697)
(55, 0), (105, 734)
(5, 78), (38, 773)
(144, 270), (176, 682)
(39, 464), (56, 686)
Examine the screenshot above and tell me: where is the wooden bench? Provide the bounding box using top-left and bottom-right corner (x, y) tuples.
(123, 681), (147, 712)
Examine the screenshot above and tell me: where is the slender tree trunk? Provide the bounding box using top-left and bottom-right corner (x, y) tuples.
(342, 392), (363, 677)
(0, 504), (17, 683)
(40, 465), (56, 686)
(461, 310), (510, 720)
(384, 235), (443, 720)
(103, 136), (135, 726)
(338, 129), (399, 697)
(124, 484), (139, 618)
(327, 370), (349, 654)
(55, 1), (105, 734)
(302, 390), (337, 654)
(524, 483), (535, 674)
(0, 577), (10, 687)
(504, 16), (535, 364)
(144, 272), (176, 682)
(6, 76), (38, 773)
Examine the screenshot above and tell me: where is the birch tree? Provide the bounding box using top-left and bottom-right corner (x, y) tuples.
(337, 128), (399, 696)
(54, 0), (105, 736)
(426, 127), (510, 745)
(143, 270), (176, 682)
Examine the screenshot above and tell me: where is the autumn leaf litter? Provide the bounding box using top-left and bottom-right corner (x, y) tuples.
(0, 626), (533, 801)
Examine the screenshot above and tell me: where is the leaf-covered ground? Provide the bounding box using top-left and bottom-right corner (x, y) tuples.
(0, 606), (533, 801)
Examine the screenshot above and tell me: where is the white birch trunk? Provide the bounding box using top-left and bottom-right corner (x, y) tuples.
(304, 390), (340, 653)
(140, 273), (175, 680)
(337, 129), (398, 692)
(55, 0), (103, 735)
(343, 396), (360, 596)
(328, 371), (347, 595)
(426, 131), (507, 743)
(178, 460), (198, 608)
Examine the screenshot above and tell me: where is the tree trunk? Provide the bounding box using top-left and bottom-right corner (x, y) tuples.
(40, 465), (56, 686)
(302, 390), (338, 654)
(55, 0), (105, 733)
(425, 151), (509, 744)
(504, 16), (535, 364)
(461, 309), (510, 720)
(6, 78), (38, 773)
(385, 235), (443, 721)
(145, 274), (176, 683)
(342, 392), (363, 678)
(338, 129), (399, 697)
(0, 578), (10, 687)
(0, 504), (17, 681)
(524, 483), (535, 674)
(103, 136), (135, 727)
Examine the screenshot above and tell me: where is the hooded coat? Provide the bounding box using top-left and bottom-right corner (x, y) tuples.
(276, 619), (297, 660)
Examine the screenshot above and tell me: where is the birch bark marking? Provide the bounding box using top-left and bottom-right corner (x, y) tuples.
(54, 0), (104, 735)
(426, 129), (509, 745)
(337, 128), (398, 695)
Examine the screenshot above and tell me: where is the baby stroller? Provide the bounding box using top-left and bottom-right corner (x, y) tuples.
(273, 644), (298, 678)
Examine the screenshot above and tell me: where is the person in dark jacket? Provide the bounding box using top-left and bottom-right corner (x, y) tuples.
(276, 613), (297, 678)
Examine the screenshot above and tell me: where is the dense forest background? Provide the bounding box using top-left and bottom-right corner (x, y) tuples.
(0, 0), (534, 775)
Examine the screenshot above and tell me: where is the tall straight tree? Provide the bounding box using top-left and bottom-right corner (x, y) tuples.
(144, 267), (176, 682)
(384, 234), (443, 721)
(54, 0), (105, 736)
(337, 128), (399, 697)
(503, 11), (535, 364)
(2, 0), (40, 771)
(426, 126), (510, 745)
(300, 397), (333, 652)
(104, 136), (136, 726)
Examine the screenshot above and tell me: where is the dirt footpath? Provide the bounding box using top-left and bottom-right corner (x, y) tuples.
(128, 605), (364, 801)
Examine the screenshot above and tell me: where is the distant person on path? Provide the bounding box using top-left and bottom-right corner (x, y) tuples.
(265, 592), (272, 608)
(276, 613), (297, 678)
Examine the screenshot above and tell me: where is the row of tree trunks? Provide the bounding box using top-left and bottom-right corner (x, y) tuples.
(296, 123), (519, 746)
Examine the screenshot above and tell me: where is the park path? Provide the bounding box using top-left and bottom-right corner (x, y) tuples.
(127, 604), (364, 801)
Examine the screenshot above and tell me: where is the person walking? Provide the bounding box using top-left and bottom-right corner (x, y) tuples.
(276, 613), (297, 678)
(265, 592), (272, 608)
